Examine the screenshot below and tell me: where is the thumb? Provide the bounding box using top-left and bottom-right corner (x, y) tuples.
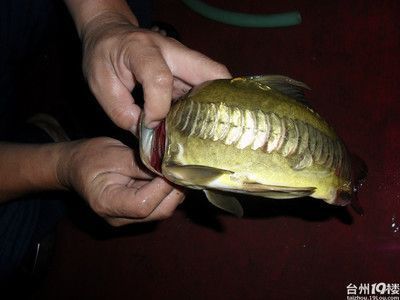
(162, 40), (232, 86)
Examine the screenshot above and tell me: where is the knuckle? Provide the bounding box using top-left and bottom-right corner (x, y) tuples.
(85, 66), (102, 89)
(91, 199), (108, 217)
(214, 63), (230, 77)
(128, 30), (153, 44)
(153, 70), (173, 89)
(93, 136), (117, 146)
(109, 106), (134, 130)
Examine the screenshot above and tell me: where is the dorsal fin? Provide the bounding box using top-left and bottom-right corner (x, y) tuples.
(247, 75), (311, 105)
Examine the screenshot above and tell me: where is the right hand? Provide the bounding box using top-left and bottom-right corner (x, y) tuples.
(81, 12), (231, 134)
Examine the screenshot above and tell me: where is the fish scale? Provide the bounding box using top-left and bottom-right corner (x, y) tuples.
(140, 76), (358, 212)
(169, 98), (343, 171)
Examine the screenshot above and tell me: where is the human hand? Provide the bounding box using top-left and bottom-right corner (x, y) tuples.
(58, 137), (184, 226)
(81, 12), (231, 134)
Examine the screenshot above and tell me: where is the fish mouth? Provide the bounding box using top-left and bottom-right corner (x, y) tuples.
(139, 116), (166, 176)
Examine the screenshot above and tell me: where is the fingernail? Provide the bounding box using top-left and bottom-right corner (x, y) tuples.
(140, 113), (156, 129)
(146, 120), (160, 129)
(130, 125), (138, 137)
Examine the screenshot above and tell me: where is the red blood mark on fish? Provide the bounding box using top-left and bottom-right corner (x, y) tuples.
(150, 120), (166, 174)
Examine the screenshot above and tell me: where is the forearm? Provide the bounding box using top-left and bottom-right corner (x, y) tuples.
(0, 142), (67, 203)
(64, 0), (139, 38)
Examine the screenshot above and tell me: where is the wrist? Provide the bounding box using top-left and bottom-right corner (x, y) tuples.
(64, 0), (139, 38)
(55, 140), (83, 191)
(81, 11), (139, 47)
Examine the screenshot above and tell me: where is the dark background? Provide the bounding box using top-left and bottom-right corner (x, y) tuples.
(16, 0), (399, 299)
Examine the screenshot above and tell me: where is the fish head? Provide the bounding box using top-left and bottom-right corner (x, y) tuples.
(139, 114), (166, 177)
(335, 153), (368, 213)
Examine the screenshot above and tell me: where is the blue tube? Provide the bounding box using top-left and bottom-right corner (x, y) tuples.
(181, 0), (301, 28)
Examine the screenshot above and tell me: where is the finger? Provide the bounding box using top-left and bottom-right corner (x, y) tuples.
(127, 44), (173, 128)
(88, 62), (141, 132)
(103, 177), (175, 219)
(142, 188), (185, 220)
(120, 162), (153, 181)
(129, 162), (154, 180)
(161, 39), (232, 85)
(106, 188), (185, 226)
(172, 77), (192, 100)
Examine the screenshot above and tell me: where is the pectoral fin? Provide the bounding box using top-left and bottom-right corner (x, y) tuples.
(164, 163), (233, 186)
(204, 190), (244, 218)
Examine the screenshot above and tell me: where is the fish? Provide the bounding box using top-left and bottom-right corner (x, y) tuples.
(139, 75), (358, 217)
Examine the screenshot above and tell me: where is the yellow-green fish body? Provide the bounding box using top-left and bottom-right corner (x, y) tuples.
(140, 76), (353, 216)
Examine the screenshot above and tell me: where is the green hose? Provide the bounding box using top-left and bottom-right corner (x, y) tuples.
(181, 0), (301, 28)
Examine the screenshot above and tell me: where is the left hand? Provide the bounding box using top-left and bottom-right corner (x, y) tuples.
(58, 137), (185, 226)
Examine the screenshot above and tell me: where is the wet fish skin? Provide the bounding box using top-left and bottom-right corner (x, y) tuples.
(140, 76), (353, 215)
